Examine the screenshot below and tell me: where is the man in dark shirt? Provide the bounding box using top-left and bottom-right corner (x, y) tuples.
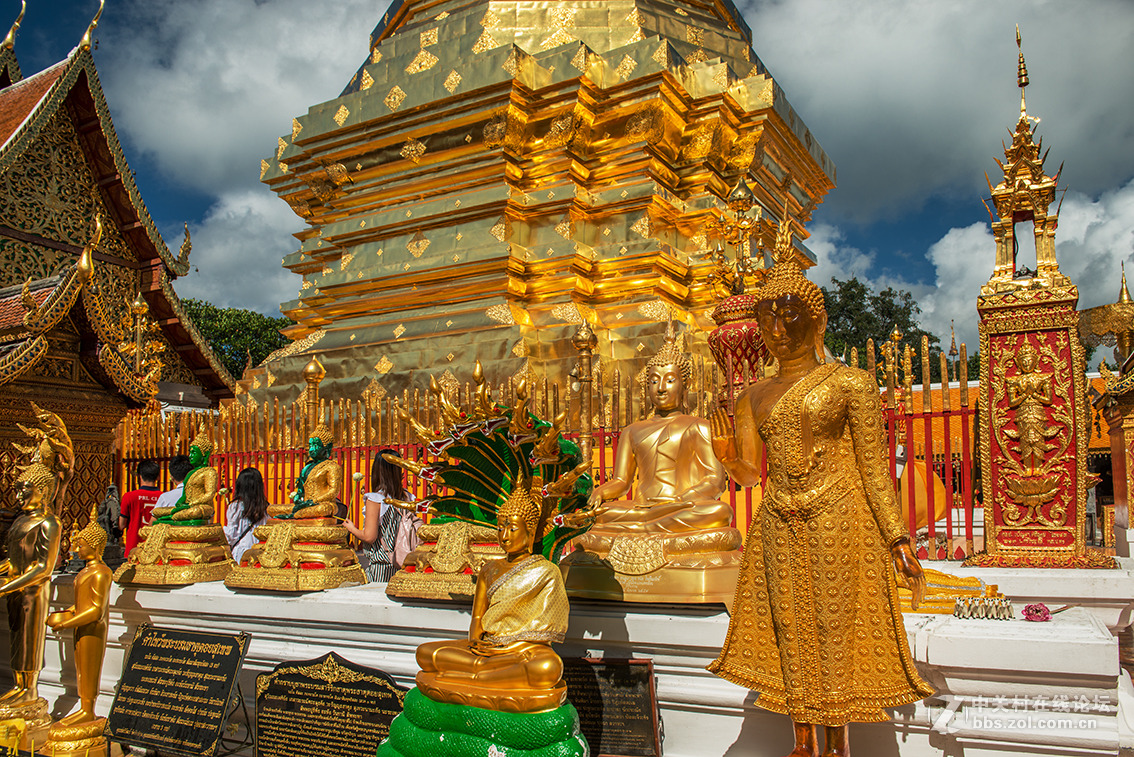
(118, 460), (161, 557)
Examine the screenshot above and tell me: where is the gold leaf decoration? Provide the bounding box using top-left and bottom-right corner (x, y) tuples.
(625, 9), (644, 25)
(438, 369), (459, 398)
(502, 48), (521, 77)
(637, 300), (672, 321)
(686, 26), (703, 45)
(754, 77), (774, 107)
(405, 49), (439, 74)
(406, 231), (431, 258)
(443, 70), (462, 93)
(713, 65), (729, 90)
(400, 137), (427, 163)
(486, 304), (515, 325)
(384, 86), (407, 111)
(686, 49), (708, 64)
(472, 30), (497, 53)
(570, 45), (588, 72)
(291, 119), (302, 140)
(371, 48), (383, 64)
(433, 11), (449, 20)
(260, 159), (269, 178)
(333, 105), (350, 126)
(615, 54), (637, 81)
(360, 70), (374, 90)
(363, 378), (388, 401)
(277, 137), (287, 158)
(393, 324), (406, 339)
(375, 356), (394, 374)
(340, 252), (354, 271)
(540, 29), (576, 50)
(652, 43), (670, 68)
(551, 303), (583, 324)
(490, 217), (508, 241)
(481, 10), (501, 28)
(555, 217), (573, 239)
(626, 28), (645, 43)
(420, 28), (439, 47)
(545, 111), (577, 147)
(631, 214), (652, 238)
(512, 340), (528, 357)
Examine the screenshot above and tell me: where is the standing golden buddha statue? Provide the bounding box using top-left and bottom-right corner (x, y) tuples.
(0, 462), (62, 745)
(44, 510), (112, 757)
(708, 226), (932, 757)
(114, 428), (233, 585)
(226, 423), (365, 591)
(562, 322), (743, 604)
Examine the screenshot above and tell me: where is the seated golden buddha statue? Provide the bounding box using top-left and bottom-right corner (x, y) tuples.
(115, 429), (233, 585)
(226, 423), (365, 592)
(416, 490), (570, 713)
(562, 323), (743, 604)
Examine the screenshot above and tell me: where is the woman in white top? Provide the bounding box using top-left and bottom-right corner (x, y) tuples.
(224, 467), (269, 565)
(344, 449), (417, 582)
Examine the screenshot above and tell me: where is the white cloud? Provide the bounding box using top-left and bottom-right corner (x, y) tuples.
(741, 0), (1134, 223)
(98, 0), (372, 196)
(169, 189), (301, 315)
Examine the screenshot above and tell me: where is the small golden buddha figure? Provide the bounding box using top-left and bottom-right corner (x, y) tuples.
(708, 229), (932, 757)
(415, 490), (570, 713)
(0, 462), (62, 741)
(563, 323), (743, 604)
(44, 511), (112, 757)
(115, 429), (233, 585)
(227, 423), (365, 591)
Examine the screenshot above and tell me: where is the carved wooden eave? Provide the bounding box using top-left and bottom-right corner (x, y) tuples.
(0, 46), (236, 401)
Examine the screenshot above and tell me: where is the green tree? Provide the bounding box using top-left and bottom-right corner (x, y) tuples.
(181, 299), (293, 379)
(821, 276), (949, 382)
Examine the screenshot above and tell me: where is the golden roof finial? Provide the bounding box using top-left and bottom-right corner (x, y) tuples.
(2, 0), (25, 51)
(1016, 24), (1029, 117)
(79, 0), (104, 52)
(1121, 262), (1131, 304)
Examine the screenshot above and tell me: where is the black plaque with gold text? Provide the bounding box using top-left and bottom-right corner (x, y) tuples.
(107, 624), (250, 757)
(563, 658), (661, 757)
(255, 652), (407, 757)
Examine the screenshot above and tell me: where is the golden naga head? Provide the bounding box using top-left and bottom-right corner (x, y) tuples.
(72, 507), (108, 558)
(310, 422), (334, 447)
(646, 320), (692, 385)
(17, 462), (56, 507)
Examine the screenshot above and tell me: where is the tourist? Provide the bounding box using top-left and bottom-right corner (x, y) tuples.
(118, 460), (160, 557)
(224, 468), (269, 564)
(154, 455), (191, 517)
(344, 449), (420, 582)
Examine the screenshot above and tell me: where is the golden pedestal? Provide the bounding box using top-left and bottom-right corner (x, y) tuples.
(113, 523), (233, 586)
(416, 671), (566, 714)
(386, 521), (504, 601)
(0, 698), (50, 750)
(42, 717), (107, 757)
(561, 527), (742, 606)
(225, 518), (366, 592)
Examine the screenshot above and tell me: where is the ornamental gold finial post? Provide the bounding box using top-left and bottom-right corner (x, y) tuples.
(129, 292), (147, 373)
(302, 355), (326, 432)
(571, 321), (597, 468)
(1016, 24), (1029, 115)
(79, 0), (104, 52)
(2, 0), (25, 50)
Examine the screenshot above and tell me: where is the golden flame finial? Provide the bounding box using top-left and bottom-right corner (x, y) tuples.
(1121, 262), (1131, 305)
(1016, 24), (1029, 116)
(80, 0), (104, 52)
(2, 0), (25, 51)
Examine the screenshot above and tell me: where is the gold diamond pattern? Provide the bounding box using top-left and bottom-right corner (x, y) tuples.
(540, 29), (576, 50)
(675, 7), (688, 15)
(444, 70), (462, 93)
(340, 252), (354, 270)
(421, 28), (439, 47)
(406, 49), (439, 74)
(393, 324), (406, 338)
(371, 47), (383, 64)
(686, 26), (704, 45)
(360, 69), (374, 90)
(713, 65), (729, 89)
(375, 355), (394, 374)
(512, 340), (528, 357)
(626, 9), (644, 25)
(384, 86), (407, 111)
(570, 45), (588, 72)
(502, 49), (521, 76)
(485, 304), (515, 325)
(615, 54), (637, 80)
(631, 215), (651, 237)
(551, 303), (583, 324)
(481, 10), (501, 27)
(406, 231), (431, 257)
(652, 43), (670, 68)
(260, 159), (269, 178)
(490, 217), (508, 241)
(555, 218), (573, 239)
(472, 30), (497, 53)
(434, 11), (449, 20)
(291, 118), (302, 140)
(446, 352), (456, 361)
(686, 49), (708, 64)
(277, 137), (287, 158)
(400, 137), (427, 163)
(333, 105), (350, 126)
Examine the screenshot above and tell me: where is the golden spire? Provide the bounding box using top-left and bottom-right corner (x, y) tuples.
(1016, 24), (1029, 117)
(1121, 262), (1131, 304)
(79, 0), (104, 52)
(2, 0), (25, 51)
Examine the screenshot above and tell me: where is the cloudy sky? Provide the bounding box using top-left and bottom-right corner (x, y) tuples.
(10, 0), (1134, 350)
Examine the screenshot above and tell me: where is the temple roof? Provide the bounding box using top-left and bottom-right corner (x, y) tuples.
(0, 45), (235, 402)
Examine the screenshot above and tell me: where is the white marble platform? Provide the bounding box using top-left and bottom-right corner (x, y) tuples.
(1, 577), (1126, 757)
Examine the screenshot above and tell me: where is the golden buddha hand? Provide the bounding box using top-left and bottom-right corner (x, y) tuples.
(709, 408), (737, 464)
(890, 536), (925, 610)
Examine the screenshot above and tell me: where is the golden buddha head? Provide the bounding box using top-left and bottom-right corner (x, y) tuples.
(646, 321), (692, 412)
(17, 462), (55, 511)
(72, 514), (108, 560)
(754, 222), (827, 367)
(497, 486), (541, 554)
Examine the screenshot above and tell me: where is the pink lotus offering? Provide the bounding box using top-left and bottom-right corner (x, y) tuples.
(1022, 603), (1052, 622)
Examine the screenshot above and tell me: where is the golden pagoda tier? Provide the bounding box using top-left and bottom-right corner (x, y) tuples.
(245, 0), (835, 400)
